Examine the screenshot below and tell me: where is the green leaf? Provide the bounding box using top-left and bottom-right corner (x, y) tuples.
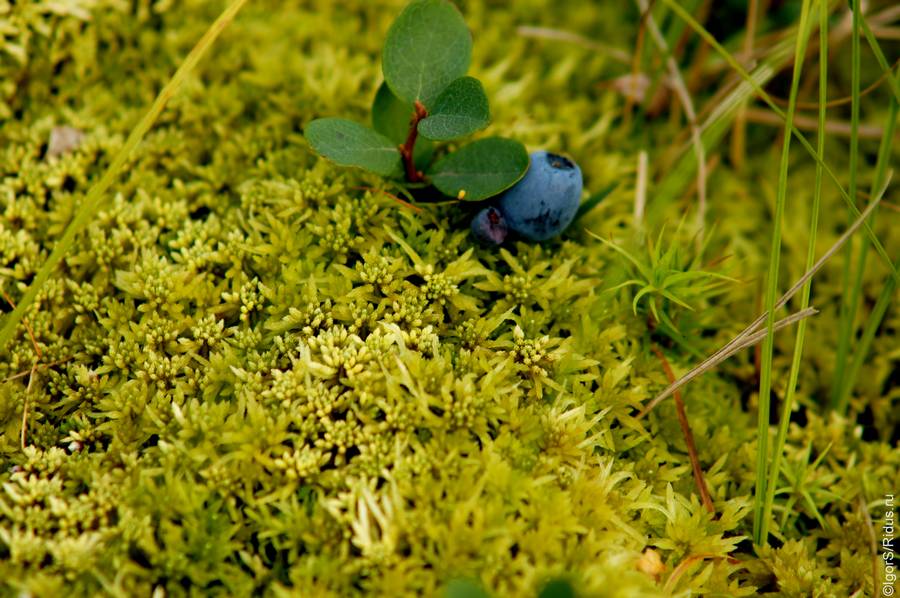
(428, 137), (528, 201)
(418, 76), (489, 141)
(382, 0), (472, 105)
(372, 82), (434, 170)
(305, 118), (401, 177)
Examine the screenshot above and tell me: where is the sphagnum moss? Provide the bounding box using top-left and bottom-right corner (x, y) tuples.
(1, 1), (897, 597)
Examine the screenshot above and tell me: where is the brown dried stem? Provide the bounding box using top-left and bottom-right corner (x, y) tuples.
(652, 346), (715, 515)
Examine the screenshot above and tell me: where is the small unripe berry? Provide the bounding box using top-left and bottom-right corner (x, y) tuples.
(470, 206), (508, 245)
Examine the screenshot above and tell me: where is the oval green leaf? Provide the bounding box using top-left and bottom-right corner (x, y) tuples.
(305, 118), (401, 177)
(418, 76), (490, 141)
(382, 0), (472, 105)
(429, 137), (529, 201)
(372, 82), (434, 170)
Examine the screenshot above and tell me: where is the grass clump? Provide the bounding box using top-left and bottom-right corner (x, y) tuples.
(1, 0), (898, 596)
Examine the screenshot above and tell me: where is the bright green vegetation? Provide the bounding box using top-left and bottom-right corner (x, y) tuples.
(307, 0), (530, 202)
(1, 1), (897, 596)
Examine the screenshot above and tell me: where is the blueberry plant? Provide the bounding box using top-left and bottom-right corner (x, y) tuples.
(305, 0), (530, 202)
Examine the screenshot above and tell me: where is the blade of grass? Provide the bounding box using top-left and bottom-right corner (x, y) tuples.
(859, 16), (900, 103)
(639, 178), (890, 416)
(831, 0), (863, 409)
(751, 0), (814, 546)
(832, 99), (898, 414)
(658, 0), (899, 286)
(838, 253), (899, 415)
(833, 14), (900, 414)
(0, 0), (250, 353)
(761, 0), (829, 542)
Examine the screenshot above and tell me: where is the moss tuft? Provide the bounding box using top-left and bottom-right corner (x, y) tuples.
(1, 1), (896, 595)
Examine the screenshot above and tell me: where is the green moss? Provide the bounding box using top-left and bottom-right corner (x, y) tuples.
(0, 1), (897, 596)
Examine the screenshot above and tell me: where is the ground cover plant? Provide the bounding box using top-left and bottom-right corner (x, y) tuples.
(0, 0), (898, 596)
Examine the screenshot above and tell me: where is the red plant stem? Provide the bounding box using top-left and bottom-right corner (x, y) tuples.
(400, 101), (427, 183)
(652, 345), (716, 515)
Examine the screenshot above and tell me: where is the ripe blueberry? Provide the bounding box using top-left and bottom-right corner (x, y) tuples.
(498, 150), (582, 241)
(470, 206), (508, 245)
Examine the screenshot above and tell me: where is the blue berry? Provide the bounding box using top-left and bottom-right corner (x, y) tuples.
(497, 150), (582, 241)
(470, 206), (508, 245)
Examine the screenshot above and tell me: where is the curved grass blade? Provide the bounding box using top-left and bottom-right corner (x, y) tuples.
(0, 0), (250, 352)
(831, 0), (864, 410)
(834, 99), (898, 413)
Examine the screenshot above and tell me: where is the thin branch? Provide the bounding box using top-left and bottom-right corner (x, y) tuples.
(743, 107), (893, 139)
(2, 358), (73, 383)
(634, 151), (648, 226)
(1, 289), (42, 451)
(516, 26), (632, 64)
(871, 26), (900, 40)
(729, 308), (819, 353)
(858, 496), (881, 597)
(652, 346), (715, 514)
(625, 4), (652, 126)
(765, 57), (900, 109)
(22, 364), (37, 450)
